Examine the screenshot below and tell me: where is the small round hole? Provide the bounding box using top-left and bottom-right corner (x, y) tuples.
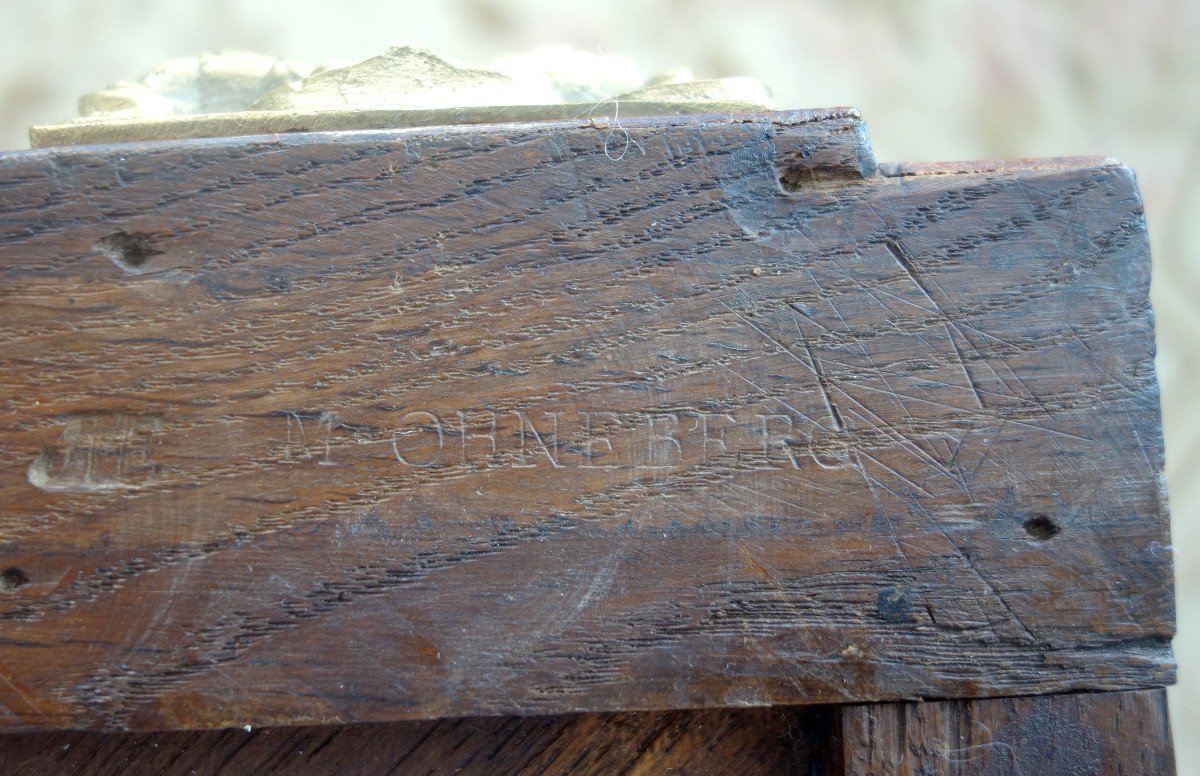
(0, 567), (29, 592)
(1023, 514), (1060, 541)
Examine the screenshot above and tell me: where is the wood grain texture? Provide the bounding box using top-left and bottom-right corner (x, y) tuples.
(0, 690), (1172, 775)
(0, 109), (1173, 730)
(841, 688), (1175, 775)
(0, 705), (835, 776)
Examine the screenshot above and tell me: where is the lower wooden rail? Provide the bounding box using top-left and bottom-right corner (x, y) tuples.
(0, 689), (1173, 775)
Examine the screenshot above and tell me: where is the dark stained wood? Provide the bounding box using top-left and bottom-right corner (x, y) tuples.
(841, 688), (1175, 775)
(0, 689), (1173, 774)
(0, 110), (1173, 730)
(0, 705), (836, 775)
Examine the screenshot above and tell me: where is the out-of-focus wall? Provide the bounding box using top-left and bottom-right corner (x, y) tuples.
(1, 0), (1196, 767)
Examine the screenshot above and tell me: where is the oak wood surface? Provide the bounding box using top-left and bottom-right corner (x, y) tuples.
(0, 705), (835, 776)
(842, 688), (1175, 775)
(0, 689), (1170, 775)
(0, 110), (1172, 730)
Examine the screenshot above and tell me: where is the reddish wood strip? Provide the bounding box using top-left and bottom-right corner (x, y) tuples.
(0, 111), (1173, 730)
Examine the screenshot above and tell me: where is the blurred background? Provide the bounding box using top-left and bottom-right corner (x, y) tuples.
(1, 0), (1196, 768)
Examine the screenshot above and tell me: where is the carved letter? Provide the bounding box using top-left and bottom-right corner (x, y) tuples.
(28, 414), (162, 493)
(809, 427), (853, 469)
(640, 413), (683, 469)
(511, 411), (564, 468)
(392, 411), (445, 467)
(456, 409), (498, 464)
(755, 413), (801, 469)
(579, 411), (620, 469)
(317, 410), (339, 466)
(692, 412), (735, 463)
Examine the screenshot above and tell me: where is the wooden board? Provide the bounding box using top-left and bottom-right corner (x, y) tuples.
(0, 706), (833, 775)
(842, 689), (1175, 775)
(0, 110), (1173, 730)
(0, 690), (1170, 774)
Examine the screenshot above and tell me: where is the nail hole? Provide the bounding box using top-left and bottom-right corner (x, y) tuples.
(97, 231), (162, 271)
(1023, 514), (1060, 541)
(0, 567), (29, 592)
